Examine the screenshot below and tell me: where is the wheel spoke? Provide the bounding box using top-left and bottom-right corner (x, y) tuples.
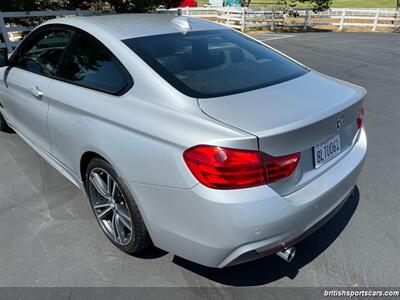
(94, 203), (111, 209)
(107, 174), (112, 195)
(110, 180), (117, 199)
(117, 207), (132, 230)
(97, 206), (112, 220)
(112, 213), (121, 242)
(89, 172), (110, 199)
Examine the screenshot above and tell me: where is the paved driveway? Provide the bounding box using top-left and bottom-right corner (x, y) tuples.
(0, 32), (399, 287)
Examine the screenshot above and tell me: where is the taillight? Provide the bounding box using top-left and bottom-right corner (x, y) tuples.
(357, 109), (364, 129)
(183, 145), (300, 190)
(264, 153), (301, 184)
(183, 145), (266, 189)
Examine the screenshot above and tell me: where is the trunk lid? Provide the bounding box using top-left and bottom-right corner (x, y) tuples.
(198, 71), (366, 195)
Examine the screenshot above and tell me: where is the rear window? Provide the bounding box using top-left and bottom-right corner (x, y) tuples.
(123, 29), (307, 98)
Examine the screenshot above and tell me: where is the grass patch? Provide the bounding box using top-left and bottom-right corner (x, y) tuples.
(331, 0), (396, 8)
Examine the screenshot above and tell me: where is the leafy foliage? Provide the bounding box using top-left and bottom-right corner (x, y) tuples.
(275, 0), (332, 11)
(241, 0), (331, 11)
(0, 0), (181, 29)
(0, 0), (182, 13)
(106, 0), (181, 12)
(300, 0), (332, 11)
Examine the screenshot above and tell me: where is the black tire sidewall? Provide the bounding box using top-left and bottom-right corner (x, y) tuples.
(0, 113), (6, 131)
(0, 113), (13, 133)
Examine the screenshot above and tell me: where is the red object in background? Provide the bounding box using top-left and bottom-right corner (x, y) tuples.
(357, 109), (364, 129)
(179, 0), (197, 7)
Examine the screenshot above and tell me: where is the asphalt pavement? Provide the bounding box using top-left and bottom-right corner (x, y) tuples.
(0, 32), (399, 287)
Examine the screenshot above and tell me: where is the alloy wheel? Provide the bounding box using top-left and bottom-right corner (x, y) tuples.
(88, 167), (133, 245)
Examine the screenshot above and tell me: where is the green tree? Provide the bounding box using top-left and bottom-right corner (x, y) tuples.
(0, 0), (182, 12)
(107, 0), (181, 12)
(241, 0), (331, 11)
(0, 0), (39, 11)
(275, 0), (332, 11)
(301, 0), (332, 11)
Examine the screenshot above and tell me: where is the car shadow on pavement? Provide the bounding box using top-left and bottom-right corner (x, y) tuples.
(173, 186), (360, 286)
(1, 127), (15, 134)
(135, 244), (168, 259)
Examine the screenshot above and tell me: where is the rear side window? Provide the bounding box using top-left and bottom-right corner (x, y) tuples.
(15, 29), (73, 76)
(123, 29), (307, 98)
(58, 34), (131, 95)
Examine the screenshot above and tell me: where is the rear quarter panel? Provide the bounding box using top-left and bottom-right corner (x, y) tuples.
(45, 78), (258, 189)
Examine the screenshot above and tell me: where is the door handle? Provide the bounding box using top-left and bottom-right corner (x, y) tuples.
(30, 86), (43, 100)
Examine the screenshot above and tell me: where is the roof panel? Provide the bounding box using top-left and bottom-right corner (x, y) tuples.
(45, 14), (224, 39)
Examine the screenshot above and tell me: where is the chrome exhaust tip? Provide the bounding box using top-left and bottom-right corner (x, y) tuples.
(277, 247), (296, 263)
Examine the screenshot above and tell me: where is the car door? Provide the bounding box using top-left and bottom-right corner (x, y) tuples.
(46, 30), (132, 175)
(2, 27), (74, 153)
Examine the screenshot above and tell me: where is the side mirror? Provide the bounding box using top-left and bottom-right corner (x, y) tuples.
(0, 49), (9, 67)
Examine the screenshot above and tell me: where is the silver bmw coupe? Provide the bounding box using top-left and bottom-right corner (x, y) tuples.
(0, 14), (367, 268)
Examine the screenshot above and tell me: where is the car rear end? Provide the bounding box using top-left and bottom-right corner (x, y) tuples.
(123, 23), (367, 267)
(192, 73), (367, 268)
(130, 127), (366, 268)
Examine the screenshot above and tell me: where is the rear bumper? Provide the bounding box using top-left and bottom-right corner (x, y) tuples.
(129, 129), (367, 268)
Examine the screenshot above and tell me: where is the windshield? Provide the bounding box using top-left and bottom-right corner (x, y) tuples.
(123, 29), (308, 98)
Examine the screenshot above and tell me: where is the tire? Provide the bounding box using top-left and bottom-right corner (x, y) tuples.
(0, 112), (10, 132)
(85, 158), (151, 254)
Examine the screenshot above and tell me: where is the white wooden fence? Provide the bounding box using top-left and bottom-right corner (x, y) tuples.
(175, 7), (400, 32)
(0, 9), (110, 52)
(327, 8), (399, 31)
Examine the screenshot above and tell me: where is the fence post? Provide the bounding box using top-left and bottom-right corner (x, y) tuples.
(339, 8), (346, 30)
(226, 7), (230, 27)
(241, 7), (245, 31)
(271, 7), (275, 31)
(372, 9), (380, 31)
(0, 11), (13, 53)
(303, 8), (309, 31)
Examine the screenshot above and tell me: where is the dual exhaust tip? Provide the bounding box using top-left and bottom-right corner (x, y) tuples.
(276, 247), (296, 263)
